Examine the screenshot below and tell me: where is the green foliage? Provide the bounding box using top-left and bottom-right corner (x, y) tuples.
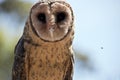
(0, 0), (32, 21)
(0, 28), (18, 80)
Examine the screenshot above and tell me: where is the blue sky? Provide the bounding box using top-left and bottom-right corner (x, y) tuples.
(71, 0), (120, 80)
(72, 0), (120, 80)
(0, 0), (120, 80)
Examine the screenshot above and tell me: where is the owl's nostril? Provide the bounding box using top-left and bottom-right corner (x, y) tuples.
(49, 27), (55, 32)
(48, 26), (55, 31)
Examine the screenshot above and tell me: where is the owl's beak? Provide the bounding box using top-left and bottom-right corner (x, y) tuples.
(49, 27), (54, 39)
(47, 22), (56, 29)
(47, 19), (56, 39)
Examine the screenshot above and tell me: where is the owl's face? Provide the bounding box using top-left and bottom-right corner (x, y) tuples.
(30, 1), (73, 42)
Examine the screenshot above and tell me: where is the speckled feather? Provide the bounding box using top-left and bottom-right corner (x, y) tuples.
(12, 0), (74, 80)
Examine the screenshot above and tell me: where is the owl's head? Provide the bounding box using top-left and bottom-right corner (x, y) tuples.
(29, 0), (74, 42)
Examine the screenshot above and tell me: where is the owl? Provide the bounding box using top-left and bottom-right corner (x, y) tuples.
(12, 0), (74, 80)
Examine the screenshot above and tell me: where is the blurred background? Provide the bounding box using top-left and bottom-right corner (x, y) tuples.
(0, 0), (120, 80)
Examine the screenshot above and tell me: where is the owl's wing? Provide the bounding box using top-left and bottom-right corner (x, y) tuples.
(12, 37), (26, 80)
(64, 53), (74, 80)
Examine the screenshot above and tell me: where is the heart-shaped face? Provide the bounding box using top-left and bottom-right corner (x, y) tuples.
(30, 1), (74, 42)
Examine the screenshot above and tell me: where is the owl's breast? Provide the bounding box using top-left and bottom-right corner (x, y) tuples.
(24, 43), (72, 80)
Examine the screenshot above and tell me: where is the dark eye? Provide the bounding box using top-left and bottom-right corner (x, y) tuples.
(37, 13), (46, 23)
(56, 12), (66, 23)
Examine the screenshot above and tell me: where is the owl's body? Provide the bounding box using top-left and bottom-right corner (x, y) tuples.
(12, 0), (74, 80)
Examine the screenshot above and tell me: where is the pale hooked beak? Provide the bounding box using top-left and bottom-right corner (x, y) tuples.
(49, 27), (54, 39)
(47, 21), (56, 39)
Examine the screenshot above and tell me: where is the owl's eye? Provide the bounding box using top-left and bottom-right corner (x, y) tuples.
(56, 12), (66, 23)
(37, 13), (46, 23)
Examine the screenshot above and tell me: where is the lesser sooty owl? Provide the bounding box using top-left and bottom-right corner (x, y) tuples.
(12, 0), (74, 80)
